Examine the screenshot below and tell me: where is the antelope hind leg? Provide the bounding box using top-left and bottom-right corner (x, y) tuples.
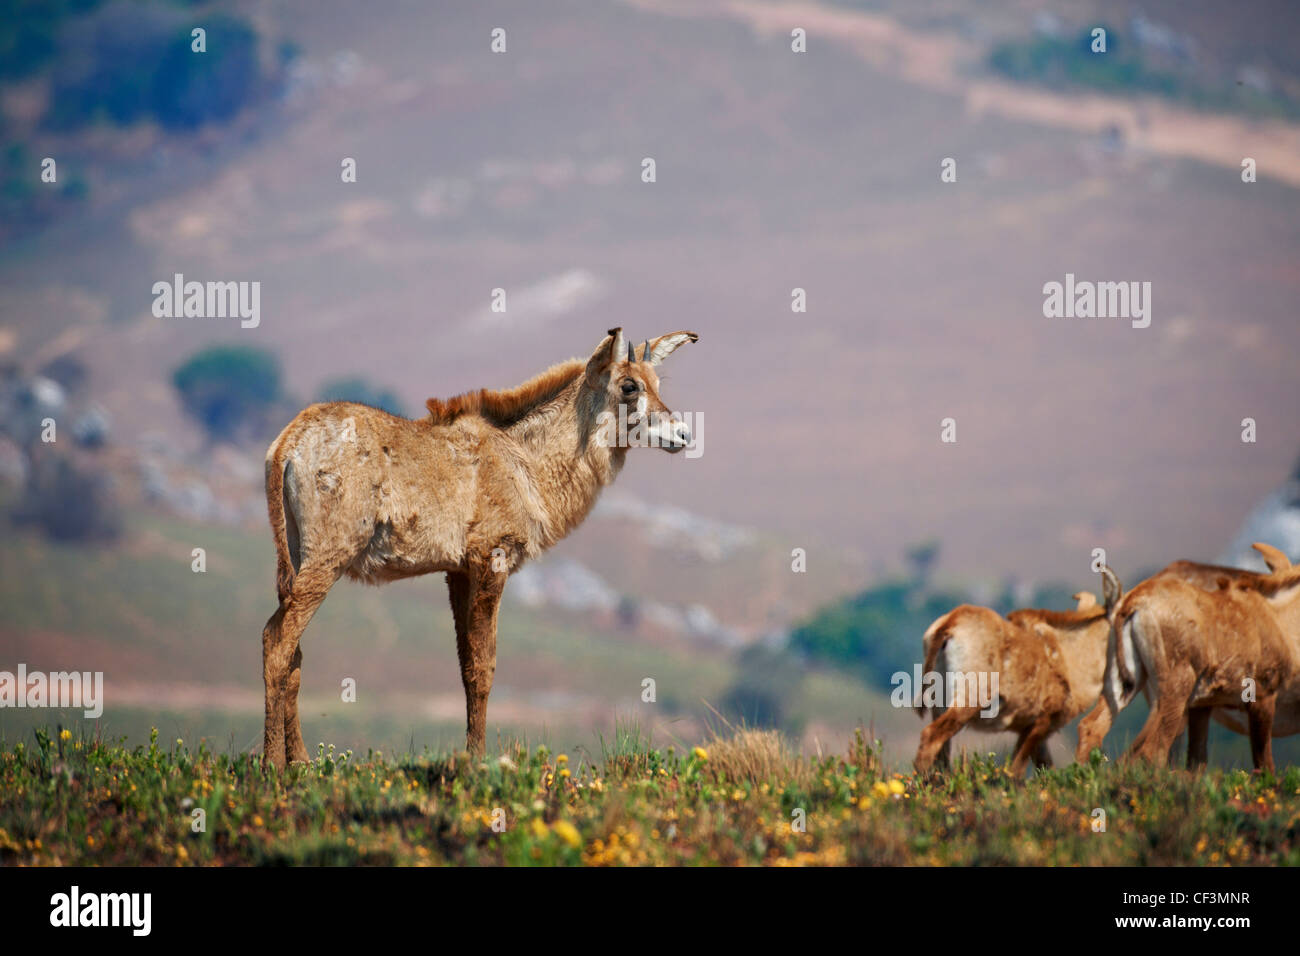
(283, 644), (309, 764)
(261, 604), (289, 769)
(915, 706), (980, 772)
(262, 565), (338, 769)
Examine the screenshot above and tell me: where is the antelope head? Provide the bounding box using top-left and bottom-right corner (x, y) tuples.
(585, 327), (699, 453)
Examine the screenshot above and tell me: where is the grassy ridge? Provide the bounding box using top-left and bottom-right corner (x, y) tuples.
(3, 724), (1298, 866)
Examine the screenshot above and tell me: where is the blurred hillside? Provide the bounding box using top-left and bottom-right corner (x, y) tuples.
(2, 0), (1299, 579)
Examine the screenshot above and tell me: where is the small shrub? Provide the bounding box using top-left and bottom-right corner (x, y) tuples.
(12, 453), (119, 542)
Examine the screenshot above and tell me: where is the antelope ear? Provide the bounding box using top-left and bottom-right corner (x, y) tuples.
(1072, 591), (1098, 611)
(585, 327), (625, 386)
(642, 331), (698, 365)
(1252, 542), (1291, 573)
(1100, 567), (1122, 613)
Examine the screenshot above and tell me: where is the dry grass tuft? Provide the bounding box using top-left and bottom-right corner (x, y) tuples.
(701, 728), (802, 785)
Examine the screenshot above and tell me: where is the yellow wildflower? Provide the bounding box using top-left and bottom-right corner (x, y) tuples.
(553, 820), (581, 848)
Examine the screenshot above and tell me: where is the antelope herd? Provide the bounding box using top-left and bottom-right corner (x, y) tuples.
(915, 543), (1300, 774)
(256, 323), (1294, 776)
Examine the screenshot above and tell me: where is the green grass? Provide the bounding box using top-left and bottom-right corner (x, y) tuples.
(3, 724), (1297, 866)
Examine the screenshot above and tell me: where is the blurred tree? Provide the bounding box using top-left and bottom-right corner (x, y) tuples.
(789, 542), (1089, 689)
(172, 345), (282, 444)
(152, 16), (258, 129)
(46, 7), (263, 131)
(719, 643), (804, 733)
(0, 0), (106, 81)
(792, 569), (1087, 689)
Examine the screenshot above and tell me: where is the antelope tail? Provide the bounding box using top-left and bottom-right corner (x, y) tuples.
(1112, 611), (1138, 694)
(265, 450), (295, 604)
(915, 616), (955, 717)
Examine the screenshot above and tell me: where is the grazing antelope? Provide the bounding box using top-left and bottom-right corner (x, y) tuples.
(1075, 545), (1300, 771)
(913, 586), (1116, 776)
(259, 328), (698, 768)
(1074, 544), (1299, 767)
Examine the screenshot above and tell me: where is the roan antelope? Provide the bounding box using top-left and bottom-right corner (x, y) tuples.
(913, 586), (1116, 776)
(1075, 545), (1300, 771)
(259, 328), (698, 768)
(1162, 548), (1300, 760)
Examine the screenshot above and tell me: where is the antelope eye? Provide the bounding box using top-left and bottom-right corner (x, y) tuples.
(621, 381), (639, 395)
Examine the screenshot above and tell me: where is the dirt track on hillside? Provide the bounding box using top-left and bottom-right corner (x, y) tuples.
(628, 0), (1300, 186)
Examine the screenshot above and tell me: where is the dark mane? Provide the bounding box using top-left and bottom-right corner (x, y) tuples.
(425, 360), (584, 427)
(1161, 560), (1261, 583)
(1233, 564), (1300, 597)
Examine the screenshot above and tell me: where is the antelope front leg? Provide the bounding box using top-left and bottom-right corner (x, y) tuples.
(1032, 739), (1053, 769)
(457, 565), (504, 755)
(1075, 696), (1115, 764)
(937, 737), (952, 769)
(1185, 707), (1211, 770)
(1246, 693), (1277, 773)
(1010, 716), (1053, 777)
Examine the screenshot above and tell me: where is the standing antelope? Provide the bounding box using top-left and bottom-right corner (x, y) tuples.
(1074, 544), (1299, 767)
(259, 328), (698, 768)
(1075, 545), (1300, 771)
